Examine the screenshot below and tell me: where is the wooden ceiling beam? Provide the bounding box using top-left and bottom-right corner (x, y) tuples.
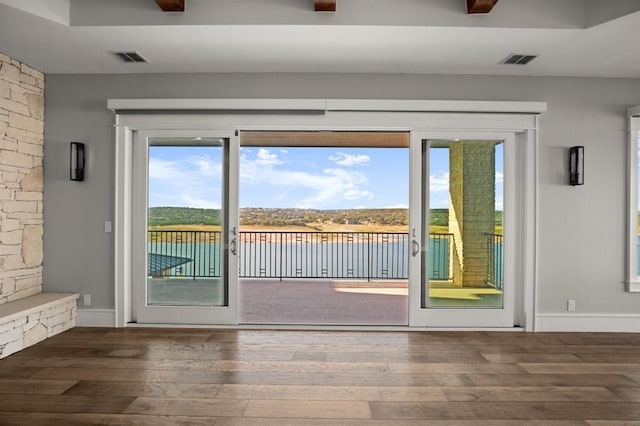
(466, 0), (498, 14)
(155, 0), (185, 12)
(314, 0), (336, 12)
(240, 131), (409, 148)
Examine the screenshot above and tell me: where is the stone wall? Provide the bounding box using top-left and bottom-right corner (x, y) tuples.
(449, 141), (496, 287)
(0, 294), (78, 358)
(0, 52), (45, 304)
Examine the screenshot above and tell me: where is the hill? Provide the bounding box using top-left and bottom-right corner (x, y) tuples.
(148, 207), (222, 226)
(149, 206), (502, 227)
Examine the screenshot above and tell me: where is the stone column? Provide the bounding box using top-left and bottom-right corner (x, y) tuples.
(0, 52), (45, 304)
(448, 141), (496, 287)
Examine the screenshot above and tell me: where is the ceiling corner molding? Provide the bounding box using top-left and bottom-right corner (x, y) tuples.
(314, 0), (336, 12)
(466, 0), (498, 14)
(155, 0), (185, 12)
(0, 0), (70, 26)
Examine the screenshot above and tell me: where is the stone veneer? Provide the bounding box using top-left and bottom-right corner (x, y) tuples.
(0, 52), (77, 359)
(0, 52), (45, 304)
(0, 293), (78, 358)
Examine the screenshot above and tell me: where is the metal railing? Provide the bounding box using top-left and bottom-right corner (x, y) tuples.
(239, 231), (411, 280)
(430, 233), (452, 280)
(148, 230), (454, 281)
(148, 230), (221, 278)
(485, 233), (504, 289)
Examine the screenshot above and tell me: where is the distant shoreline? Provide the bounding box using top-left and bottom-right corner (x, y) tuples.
(147, 224), (506, 234)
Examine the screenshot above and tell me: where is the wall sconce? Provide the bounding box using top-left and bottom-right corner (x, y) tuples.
(569, 145), (584, 186)
(70, 142), (85, 181)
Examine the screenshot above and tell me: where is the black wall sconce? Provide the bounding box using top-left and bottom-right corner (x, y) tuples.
(70, 142), (85, 181)
(569, 145), (584, 186)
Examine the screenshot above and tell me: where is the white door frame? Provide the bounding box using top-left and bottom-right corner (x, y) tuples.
(111, 99), (544, 329)
(131, 129), (239, 325)
(626, 105), (640, 292)
(409, 131), (518, 327)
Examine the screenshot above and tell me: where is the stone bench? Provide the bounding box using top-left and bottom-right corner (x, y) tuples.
(0, 293), (79, 359)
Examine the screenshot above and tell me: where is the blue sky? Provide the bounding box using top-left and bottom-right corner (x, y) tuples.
(148, 144), (503, 210)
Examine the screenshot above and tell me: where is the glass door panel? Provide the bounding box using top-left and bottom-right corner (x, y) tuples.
(146, 142), (226, 307)
(409, 132), (514, 327)
(426, 140), (504, 309)
(637, 134), (640, 279)
(133, 130), (238, 325)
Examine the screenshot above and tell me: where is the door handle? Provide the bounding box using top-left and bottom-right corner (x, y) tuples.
(230, 237), (237, 256)
(412, 239), (420, 257)
(230, 227), (237, 255)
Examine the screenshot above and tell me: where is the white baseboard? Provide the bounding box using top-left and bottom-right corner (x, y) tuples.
(627, 281), (640, 292)
(76, 309), (640, 332)
(77, 309), (116, 327)
(536, 313), (640, 332)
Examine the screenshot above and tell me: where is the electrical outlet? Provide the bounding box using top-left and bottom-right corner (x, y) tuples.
(83, 294), (91, 306)
(567, 299), (576, 312)
(104, 221), (112, 233)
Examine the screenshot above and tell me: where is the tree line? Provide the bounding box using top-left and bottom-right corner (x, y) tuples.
(149, 206), (501, 227)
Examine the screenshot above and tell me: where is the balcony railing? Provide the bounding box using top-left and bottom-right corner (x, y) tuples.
(239, 231), (415, 280)
(148, 230), (457, 281)
(486, 233), (504, 289)
(148, 230), (221, 278)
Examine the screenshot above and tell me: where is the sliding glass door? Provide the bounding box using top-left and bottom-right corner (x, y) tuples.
(132, 130), (238, 324)
(409, 131), (516, 327)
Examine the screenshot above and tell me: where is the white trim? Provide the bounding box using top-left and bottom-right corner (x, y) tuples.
(627, 107), (640, 291)
(111, 112), (539, 133)
(326, 99), (547, 114)
(108, 99), (327, 112)
(408, 131), (526, 328)
(627, 281), (640, 292)
(114, 118), (133, 327)
(77, 309), (116, 327)
(628, 105), (640, 118)
(131, 130), (239, 325)
(528, 125), (540, 332)
(536, 313), (640, 332)
(126, 323), (525, 332)
(108, 98), (547, 115)
(111, 99), (545, 329)
(407, 131), (422, 327)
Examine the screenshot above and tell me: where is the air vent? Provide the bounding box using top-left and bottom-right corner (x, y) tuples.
(114, 51), (148, 63)
(500, 54), (538, 65)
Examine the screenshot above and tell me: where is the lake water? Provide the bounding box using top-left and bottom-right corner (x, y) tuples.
(149, 237), (503, 284)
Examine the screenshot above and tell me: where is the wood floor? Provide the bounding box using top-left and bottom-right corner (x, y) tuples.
(0, 328), (639, 424)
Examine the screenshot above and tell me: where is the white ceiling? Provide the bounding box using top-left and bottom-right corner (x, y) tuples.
(1, 0), (639, 77)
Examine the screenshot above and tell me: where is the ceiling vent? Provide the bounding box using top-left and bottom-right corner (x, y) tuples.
(114, 51), (149, 63)
(500, 53), (538, 65)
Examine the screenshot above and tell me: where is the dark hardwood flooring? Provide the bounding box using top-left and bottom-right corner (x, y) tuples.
(0, 327), (639, 424)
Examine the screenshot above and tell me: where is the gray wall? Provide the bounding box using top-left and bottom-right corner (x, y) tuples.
(43, 73), (640, 315)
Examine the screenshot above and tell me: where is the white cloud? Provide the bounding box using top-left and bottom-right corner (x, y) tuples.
(328, 152), (371, 167)
(430, 171), (449, 193)
(255, 148), (283, 166)
(495, 171), (504, 184)
(148, 153), (223, 208)
(240, 149), (375, 208)
(148, 158), (180, 179)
